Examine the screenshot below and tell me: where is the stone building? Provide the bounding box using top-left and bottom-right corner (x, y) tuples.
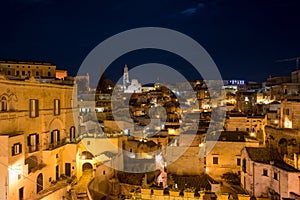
(241, 147), (300, 199)
(0, 60), (56, 78)
(224, 112), (265, 142)
(205, 131), (259, 180)
(0, 75), (78, 199)
(280, 98), (300, 129)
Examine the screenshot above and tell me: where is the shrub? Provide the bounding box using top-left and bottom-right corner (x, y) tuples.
(221, 172), (240, 185)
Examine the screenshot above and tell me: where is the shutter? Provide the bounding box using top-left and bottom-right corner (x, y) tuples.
(29, 100), (33, 117)
(57, 131), (60, 141)
(19, 144), (22, 153)
(53, 100), (55, 115)
(11, 146), (15, 156)
(36, 134), (39, 145)
(35, 100), (39, 117)
(27, 135), (31, 146)
(69, 128), (72, 140)
(58, 100), (60, 115)
(51, 131), (54, 144)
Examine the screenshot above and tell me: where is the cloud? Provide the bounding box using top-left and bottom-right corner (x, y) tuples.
(180, 2), (206, 16)
(181, 7), (197, 16)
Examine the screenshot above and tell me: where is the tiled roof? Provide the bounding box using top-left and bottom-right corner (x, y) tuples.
(245, 147), (299, 172)
(206, 131), (247, 142)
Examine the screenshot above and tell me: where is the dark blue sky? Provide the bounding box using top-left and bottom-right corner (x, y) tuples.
(1, 0), (300, 83)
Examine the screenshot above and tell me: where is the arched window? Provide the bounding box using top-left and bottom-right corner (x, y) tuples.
(37, 173), (43, 193)
(1, 96), (7, 111)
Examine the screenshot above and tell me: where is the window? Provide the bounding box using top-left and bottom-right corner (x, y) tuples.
(12, 143), (22, 156)
(237, 158), (241, 166)
(27, 134), (39, 152)
(285, 109), (290, 115)
(30, 99), (39, 118)
(236, 128), (239, 131)
(22, 71), (25, 76)
(242, 159), (246, 172)
(48, 72), (51, 77)
(7, 70), (11, 75)
(274, 172), (278, 180)
(51, 130), (60, 145)
(54, 99), (60, 116)
(70, 126), (75, 141)
(263, 169), (268, 176)
(1, 96), (7, 111)
(16, 71), (20, 76)
(213, 157), (218, 165)
(36, 71), (39, 76)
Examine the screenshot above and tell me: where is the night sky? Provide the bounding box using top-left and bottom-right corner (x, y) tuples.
(1, 0), (300, 83)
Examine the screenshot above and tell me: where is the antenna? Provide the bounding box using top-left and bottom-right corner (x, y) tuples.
(276, 56), (300, 70)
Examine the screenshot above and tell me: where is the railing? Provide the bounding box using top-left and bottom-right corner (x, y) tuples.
(28, 145), (39, 153)
(44, 137), (81, 151)
(45, 140), (67, 150)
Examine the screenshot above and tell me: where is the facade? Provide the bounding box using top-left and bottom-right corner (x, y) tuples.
(0, 60), (56, 78)
(225, 113), (265, 136)
(55, 69), (68, 80)
(124, 79), (142, 93)
(271, 83), (300, 101)
(280, 98), (300, 129)
(241, 147), (300, 199)
(0, 76), (78, 199)
(205, 131), (259, 179)
(236, 91), (257, 114)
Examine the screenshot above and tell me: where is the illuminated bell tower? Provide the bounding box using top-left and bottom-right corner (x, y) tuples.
(123, 64), (130, 90)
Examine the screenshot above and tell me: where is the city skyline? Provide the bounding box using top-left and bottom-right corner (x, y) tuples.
(0, 0), (300, 82)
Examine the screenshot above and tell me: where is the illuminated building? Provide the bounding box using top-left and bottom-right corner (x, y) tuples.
(0, 75), (78, 199)
(0, 60), (56, 78)
(241, 147), (300, 199)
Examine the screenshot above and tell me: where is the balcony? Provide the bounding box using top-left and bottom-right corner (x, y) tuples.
(44, 137), (81, 151)
(44, 140), (66, 150)
(28, 145), (39, 153)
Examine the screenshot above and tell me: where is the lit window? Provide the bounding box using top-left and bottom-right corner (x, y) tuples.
(285, 109), (289, 115)
(70, 126), (76, 141)
(213, 157), (218, 165)
(27, 134), (39, 152)
(1, 96), (7, 111)
(30, 99), (39, 118)
(54, 99), (60, 116)
(51, 130), (60, 145)
(12, 143), (22, 156)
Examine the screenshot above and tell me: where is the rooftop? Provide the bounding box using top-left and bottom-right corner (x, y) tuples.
(206, 131), (248, 142)
(245, 147), (299, 172)
(0, 59), (56, 66)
